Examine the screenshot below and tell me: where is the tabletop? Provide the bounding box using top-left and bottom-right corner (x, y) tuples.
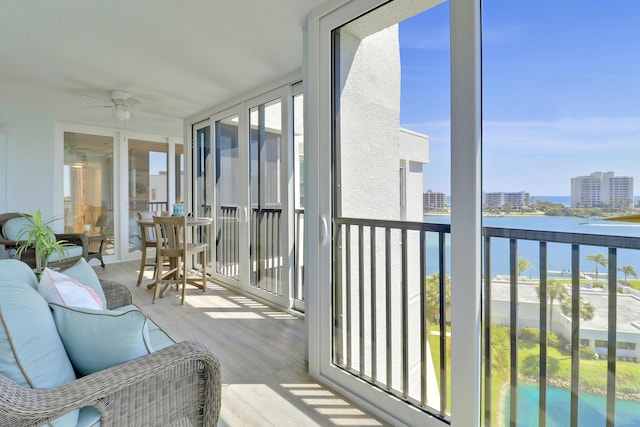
(136, 216), (212, 227)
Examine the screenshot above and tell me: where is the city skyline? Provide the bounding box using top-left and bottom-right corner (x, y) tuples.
(398, 1), (640, 196)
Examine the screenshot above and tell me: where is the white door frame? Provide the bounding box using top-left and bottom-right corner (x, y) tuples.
(305, 0), (482, 425)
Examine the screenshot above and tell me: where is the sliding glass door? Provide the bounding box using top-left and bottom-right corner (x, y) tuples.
(214, 112), (241, 281)
(63, 132), (115, 255)
(249, 98), (284, 296)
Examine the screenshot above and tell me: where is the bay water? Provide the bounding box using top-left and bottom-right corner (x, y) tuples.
(422, 212), (640, 425)
(507, 383), (640, 427)
(422, 214), (640, 279)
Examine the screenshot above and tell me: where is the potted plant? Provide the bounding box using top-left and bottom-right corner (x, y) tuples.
(15, 210), (69, 273)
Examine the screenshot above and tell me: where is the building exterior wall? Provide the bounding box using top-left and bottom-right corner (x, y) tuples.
(424, 190), (447, 210)
(483, 191), (530, 209)
(571, 171), (633, 208)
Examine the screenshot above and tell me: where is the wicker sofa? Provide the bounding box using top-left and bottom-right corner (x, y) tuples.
(0, 213), (86, 270)
(0, 259), (222, 426)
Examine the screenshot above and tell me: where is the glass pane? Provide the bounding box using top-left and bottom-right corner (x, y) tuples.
(175, 143), (184, 204)
(249, 99), (283, 295)
(127, 139), (168, 253)
(293, 92), (305, 304)
(482, 2), (640, 426)
(215, 114), (240, 280)
(195, 126), (212, 218)
(332, 1), (450, 419)
(63, 132), (114, 255)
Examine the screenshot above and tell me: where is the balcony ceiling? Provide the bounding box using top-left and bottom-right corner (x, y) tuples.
(0, 0), (324, 136)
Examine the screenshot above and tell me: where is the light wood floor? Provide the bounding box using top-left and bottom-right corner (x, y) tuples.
(95, 260), (388, 427)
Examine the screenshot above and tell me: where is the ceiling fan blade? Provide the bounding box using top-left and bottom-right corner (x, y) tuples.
(125, 97), (142, 106)
(76, 105), (112, 109)
(73, 91), (110, 103)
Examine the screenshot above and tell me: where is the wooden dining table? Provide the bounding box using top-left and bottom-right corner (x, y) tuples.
(136, 216), (212, 294)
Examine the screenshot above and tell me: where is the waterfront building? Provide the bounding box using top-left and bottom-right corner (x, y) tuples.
(491, 280), (640, 359)
(423, 190), (447, 210)
(571, 171), (633, 208)
(482, 191), (530, 209)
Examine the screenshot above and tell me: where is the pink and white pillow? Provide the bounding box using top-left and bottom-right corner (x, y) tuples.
(38, 268), (104, 310)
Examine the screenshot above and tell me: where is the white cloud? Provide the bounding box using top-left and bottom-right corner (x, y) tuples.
(406, 116), (640, 195)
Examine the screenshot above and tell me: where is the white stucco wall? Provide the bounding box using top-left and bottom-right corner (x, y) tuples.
(338, 26), (401, 220)
(337, 22), (434, 405)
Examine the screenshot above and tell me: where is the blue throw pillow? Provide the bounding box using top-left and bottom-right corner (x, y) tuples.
(0, 280), (78, 426)
(0, 259), (39, 289)
(49, 304), (152, 376)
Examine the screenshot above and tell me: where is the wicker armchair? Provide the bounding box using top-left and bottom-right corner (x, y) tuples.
(0, 213), (85, 270)
(0, 279), (222, 427)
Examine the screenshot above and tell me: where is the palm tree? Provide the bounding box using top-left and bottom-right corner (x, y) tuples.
(517, 256), (533, 279)
(560, 297), (596, 321)
(585, 253), (608, 281)
(536, 279), (568, 332)
(618, 265), (638, 285)
(425, 273), (451, 325)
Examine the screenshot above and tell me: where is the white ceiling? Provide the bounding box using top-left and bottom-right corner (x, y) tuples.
(0, 0), (324, 136)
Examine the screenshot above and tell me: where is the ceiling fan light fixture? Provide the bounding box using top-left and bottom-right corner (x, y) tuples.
(111, 104), (130, 121)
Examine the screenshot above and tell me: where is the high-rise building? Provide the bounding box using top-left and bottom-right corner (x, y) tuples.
(423, 190), (447, 210)
(482, 191), (530, 209)
(571, 171), (633, 208)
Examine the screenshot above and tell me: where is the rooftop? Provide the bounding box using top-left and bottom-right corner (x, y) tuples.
(490, 280), (640, 334)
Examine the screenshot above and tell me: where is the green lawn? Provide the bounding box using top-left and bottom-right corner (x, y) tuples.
(518, 342), (640, 394)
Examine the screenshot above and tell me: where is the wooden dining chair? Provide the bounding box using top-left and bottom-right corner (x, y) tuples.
(136, 212), (159, 287)
(152, 216), (207, 304)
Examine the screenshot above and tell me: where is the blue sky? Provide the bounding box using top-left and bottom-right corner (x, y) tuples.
(399, 1), (640, 196)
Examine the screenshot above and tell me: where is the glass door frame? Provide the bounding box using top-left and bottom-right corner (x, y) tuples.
(58, 123), (121, 264)
(306, 0), (482, 426)
(209, 106), (248, 289)
(244, 87), (294, 309)
(122, 131), (182, 261)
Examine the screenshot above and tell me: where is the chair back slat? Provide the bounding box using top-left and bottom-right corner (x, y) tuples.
(154, 216), (186, 255)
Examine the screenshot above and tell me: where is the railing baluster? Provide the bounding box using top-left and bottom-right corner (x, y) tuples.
(570, 244), (580, 427)
(359, 224), (365, 377)
(401, 229), (408, 399)
(371, 227), (377, 383)
(346, 224), (352, 369)
(386, 227), (392, 391)
(277, 210), (281, 293)
(510, 238), (518, 427)
(439, 231), (447, 417)
(333, 223), (343, 365)
(606, 247), (617, 427)
(484, 235), (492, 426)
(420, 229), (426, 407)
(539, 241), (547, 427)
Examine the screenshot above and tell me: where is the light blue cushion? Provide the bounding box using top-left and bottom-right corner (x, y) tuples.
(0, 259), (38, 289)
(2, 216), (30, 240)
(47, 245), (83, 262)
(115, 304), (175, 351)
(50, 304), (152, 376)
(77, 406), (101, 427)
(61, 258), (107, 307)
(0, 280), (78, 426)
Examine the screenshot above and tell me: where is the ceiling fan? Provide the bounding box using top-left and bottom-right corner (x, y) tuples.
(77, 89), (142, 121)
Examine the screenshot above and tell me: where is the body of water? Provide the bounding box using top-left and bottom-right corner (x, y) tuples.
(422, 213), (640, 278)
(506, 383), (640, 427)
